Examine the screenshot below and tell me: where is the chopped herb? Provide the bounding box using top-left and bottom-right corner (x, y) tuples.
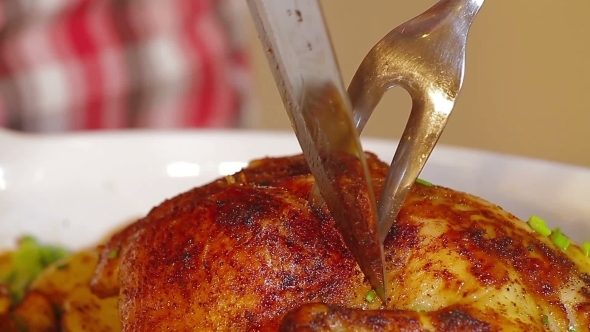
(6, 236), (69, 305)
(10, 312), (28, 332)
(527, 215), (551, 236)
(412, 304), (427, 312)
(550, 228), (570, 250)
(364, 289), (377, 303)
(53, 304), (63, 317)
(39, 246), (69, 267)
(56, 263), (69, 270)
(541, 314), (549, 326)
(569, 328), (577, 332)
(108, 249), (119, 259)
(415, 178), (433, 187)
(583, 242), (590, 257)
(4, 271), (16, 283)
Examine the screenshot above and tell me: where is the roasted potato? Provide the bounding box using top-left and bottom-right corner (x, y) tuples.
(28, 247), (121, 331)
(0, 236), (70, 307)
(61, 286), (120, 332)
(0, 227), (130, 331)
(0, 291), (58, 332)
(30, 248), (100, 307)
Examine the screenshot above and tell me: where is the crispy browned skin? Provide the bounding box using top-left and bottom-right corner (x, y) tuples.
(91, 153), (590, 331)
(280, 303), (501, 332)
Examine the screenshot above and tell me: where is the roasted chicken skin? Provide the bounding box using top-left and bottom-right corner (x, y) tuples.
(91, 153), (590, 331)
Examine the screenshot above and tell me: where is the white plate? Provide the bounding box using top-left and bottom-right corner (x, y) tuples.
(1, 128), (589, 250)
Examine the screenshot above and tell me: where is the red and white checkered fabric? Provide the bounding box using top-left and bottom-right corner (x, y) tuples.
(0, 0), (251, 132)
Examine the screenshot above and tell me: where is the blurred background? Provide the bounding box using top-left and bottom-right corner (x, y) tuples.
(0, 0), (588, 167)
(247, 0), (590, 167)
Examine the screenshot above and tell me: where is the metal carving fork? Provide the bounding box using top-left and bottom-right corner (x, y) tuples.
(347, 0), (485, 242)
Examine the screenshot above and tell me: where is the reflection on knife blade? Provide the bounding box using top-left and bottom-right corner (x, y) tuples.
(298, 82), (386, 300)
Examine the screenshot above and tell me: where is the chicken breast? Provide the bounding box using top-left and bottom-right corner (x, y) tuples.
(90, 153), (590, 331)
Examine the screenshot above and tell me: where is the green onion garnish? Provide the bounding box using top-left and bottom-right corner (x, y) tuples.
(527, 215), (551, 236)
(415, 178), (432, 187)
(542, 314), (549, 326)
(10, 312), (28, 332)
(364, 289), (377, 303)
(411, 304), (427, 312)
(550, 228), (570, 251)
(108, 249), (119, 259)
(56, 263), (69, 270)
(583, 242), (590, 257)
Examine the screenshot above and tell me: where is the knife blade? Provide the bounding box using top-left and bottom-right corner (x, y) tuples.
(246, 0), (386, 300)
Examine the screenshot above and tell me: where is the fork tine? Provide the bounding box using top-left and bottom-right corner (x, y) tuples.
(347, 51), (388, 134)
(377, 92), (455, 242)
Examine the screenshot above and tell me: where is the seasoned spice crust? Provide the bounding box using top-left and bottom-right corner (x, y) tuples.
(91, 153), (590, 331)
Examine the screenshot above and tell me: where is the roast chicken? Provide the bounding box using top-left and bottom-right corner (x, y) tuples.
(90, 152), (590, 331)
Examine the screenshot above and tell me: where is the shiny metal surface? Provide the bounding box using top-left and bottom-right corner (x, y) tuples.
(246, 0), (386, 299)
(348, 0), (485, 242)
